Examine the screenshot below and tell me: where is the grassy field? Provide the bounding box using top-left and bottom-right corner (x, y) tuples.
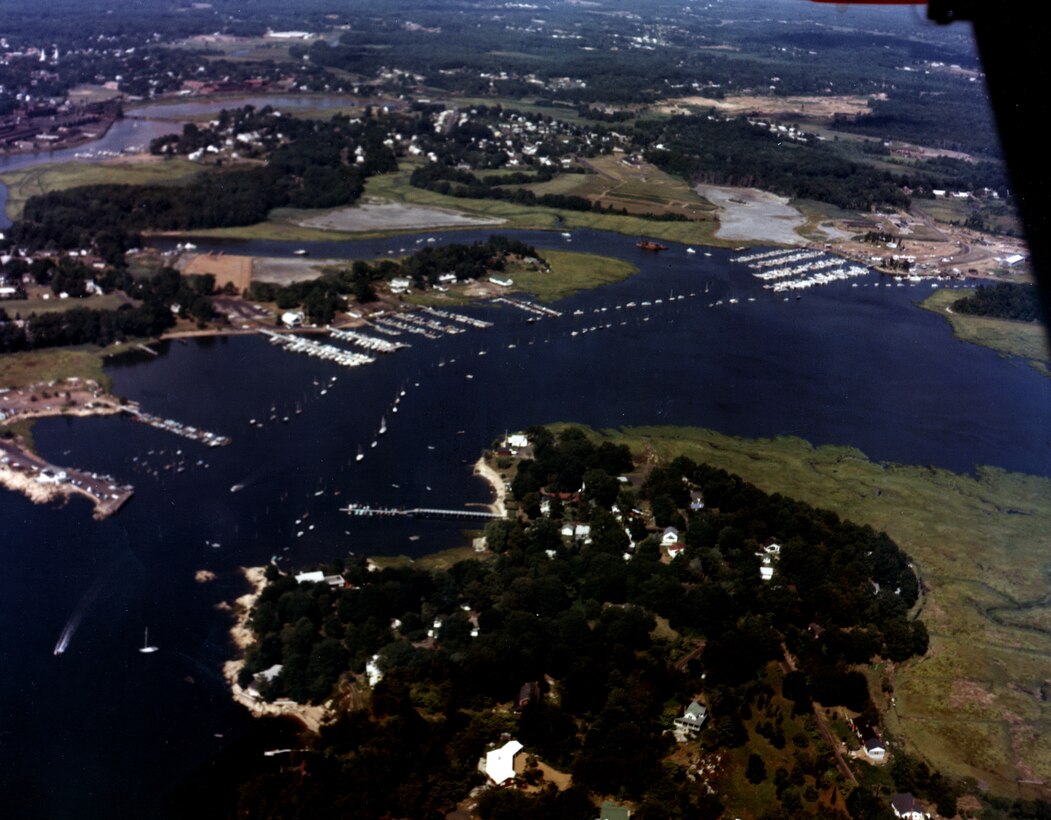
(553, 423), (1051, 800)
(920, 289), (1050, 373)
(509, 250), (638, 302)
(0, 346), (114, 390)
(9, 293), (127, 316)
(1, 158), (199, 220)
(518, 155), (718, 224)
(185, 163), (733, 246)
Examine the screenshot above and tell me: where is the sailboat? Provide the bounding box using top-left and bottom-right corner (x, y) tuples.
(355, 446), (364, 463)
(139, 628), (159, 654)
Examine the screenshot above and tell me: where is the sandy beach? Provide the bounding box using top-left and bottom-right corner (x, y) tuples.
(223, 566), (328, 733)
(473, 456), (508, 518)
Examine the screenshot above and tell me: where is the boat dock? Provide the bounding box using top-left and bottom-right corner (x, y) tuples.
(341, 503), (500, 521)
(422, 307), (493, 329)
(122, 407), (232, 447)
(491, 297), (562, 318)
(261, 330), (375, 368)
(328, 327), (410, 353)
(372, 316), (441, 339)
(397, 313), (465, 335)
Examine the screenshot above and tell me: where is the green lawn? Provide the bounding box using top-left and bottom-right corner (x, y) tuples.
(551, 423), (1051, 799)
(509, 250), (638, 302)
(0, 346), (115, 390)
(1, 159), (199, 220)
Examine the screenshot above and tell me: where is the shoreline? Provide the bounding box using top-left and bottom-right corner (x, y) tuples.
(223, 566), (328, 733)
(473, 456), (507, 518)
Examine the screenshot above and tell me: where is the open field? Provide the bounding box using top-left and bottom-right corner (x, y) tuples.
(0, 346), (114, 390)
(557, 423), (1051, 799)
(1, 158), (199, 220)
(5, 293), (127, 316)
(659, 92), (883, 119)
(295, 201), (505, 232)
(920, 289), (1050, 372)
(186, 164), (733, 246)
(180, 253), (254, 292)
(519, 155), (718, 223)
(509, 249), (638, 302)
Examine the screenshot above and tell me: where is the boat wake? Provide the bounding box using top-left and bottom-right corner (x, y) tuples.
(53, 567), (114, 656)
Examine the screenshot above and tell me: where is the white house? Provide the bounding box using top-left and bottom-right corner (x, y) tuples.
(281, 311), (304, 328)
(863, 735), (886, 763)
(389, 277), (412, 294)
(506, 433), (529, 449)
(673, 700), (708, 741)
(661, 527), (680, 546)
(479, 739), (523, 785)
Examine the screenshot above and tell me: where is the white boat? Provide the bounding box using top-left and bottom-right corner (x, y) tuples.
(686, 247), (696, 254)
(230, 482), (245, 493)
(356, 446), (364, 462)
(139, 628), (159, 654)
(379, 416), (387, 435)
(293, 249), (309, 256)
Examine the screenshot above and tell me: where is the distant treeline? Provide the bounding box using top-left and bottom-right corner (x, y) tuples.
(409, 165), (689, 222)
(7, 111), (397, 256)
(952, 281), (1042, 322)
(636, 115), (913, 211)
(0, 268), (215, 355)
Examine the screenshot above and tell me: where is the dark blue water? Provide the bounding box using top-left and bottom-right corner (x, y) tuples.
(1, 231), (1048, 818)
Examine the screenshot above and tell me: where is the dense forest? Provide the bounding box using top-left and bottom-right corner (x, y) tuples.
(951, 281), (1042, 322)
(8, 111), (397, 254)
(224, 427), (929, 819)
(634, 115), (913, 212)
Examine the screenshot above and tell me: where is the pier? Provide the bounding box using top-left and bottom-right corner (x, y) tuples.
(328, 327), (410, 354)
(122, 407), (231, 447)
(491, 296), (562, 318)
(341, 504), (501, 521)
(422, 307), (493, 329)
(372, 316), (441, 339)
(261, 330), (375, 368)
